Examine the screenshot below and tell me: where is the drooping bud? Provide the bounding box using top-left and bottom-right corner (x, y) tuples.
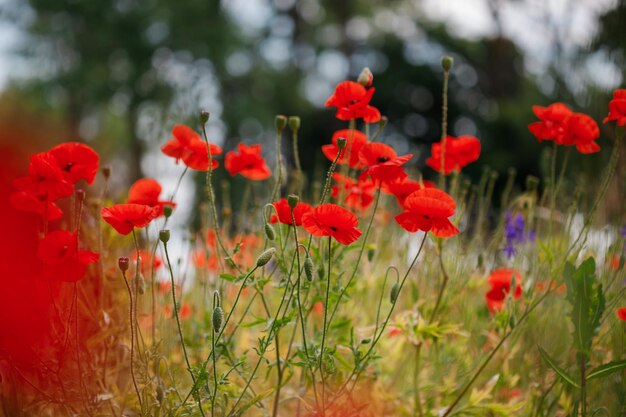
(159, 229), (170, 244)
(118, 257), (130, 272)
(264, 223), (276, 241)
(287, 194), (299, 209)
(212, 306), (224, 333)
(275, 115), (288, 132)
(163, 205), (173, 218)
(357, 67), (373, 87)
(390, 282), (400, 303)
(256, 248), (276, 267)
(336, 137), (347, 151)
(200, 111), (210, 125)
(441, 56), (454, 72)
(304, 257), (314, 281)
(288, 116), (301, 132)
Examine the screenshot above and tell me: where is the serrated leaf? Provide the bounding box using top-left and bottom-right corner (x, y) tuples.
(538, 346), (580, 389)
(586, 359), (626, 380)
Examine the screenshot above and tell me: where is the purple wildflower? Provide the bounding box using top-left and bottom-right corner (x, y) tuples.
(503, 211), (534, 258)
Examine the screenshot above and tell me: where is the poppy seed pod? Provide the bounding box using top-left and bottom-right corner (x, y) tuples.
(287, 194), (299, 209)
(336, 137), (347, 151)
(256, 247), (276, 267)
(441, 56), (454, 72)
(264, 223), (276, 241)
(212, 306), (224, 333)
(304, 257), (314, 281)
(275, 115), (287, 131)
(357, 67), (373, 87)
(288, 116), (301, 131)
(163, 205), (173, 218)
(200, 110), (210, 125)
(118, 257), (130, 272)
(390, 282), (400, 303)
(159, 229), (170, 243)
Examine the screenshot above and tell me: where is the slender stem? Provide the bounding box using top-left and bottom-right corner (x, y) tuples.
(162, 241), (206, 417)
(580, 354), (587, 417)
(429, 243), (450, 323)
(211, 330), (218, 417)
(319, 236), (332, 412)
(272, 127), (284, 202)
(439, 68), (450, 190)
(549, 142), (558, 237)
(413, 345), (424, 417)
(121, 270), (143, 411)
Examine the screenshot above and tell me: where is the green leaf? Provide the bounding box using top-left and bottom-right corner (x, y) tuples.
(219, 273), (239, 282)
(538, 346), (580, 389)
(586, 359), (626, 380)
(563, 257), (605, 354)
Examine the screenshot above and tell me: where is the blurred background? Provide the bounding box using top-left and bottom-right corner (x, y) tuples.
(0, 0), (624, 222)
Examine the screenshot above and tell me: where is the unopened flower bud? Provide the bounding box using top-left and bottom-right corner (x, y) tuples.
(357, 67), (373, 87)
(200, 111), (210, 125)
(288, 116), (301, 131)
(441, 56), (454, 72)
(118, 257), (130, 272)
(275, 115), (287, 131)
(264, 223), (276, 241)
(304, 257), (314, 281)
(212, 306), (224, 333)
(287, 194), (299, 209)
(390, 282), (400, 303)
(361, 338), (371, 344)
(137, 272), (146, 295)
(336, 137), (347, 151)
(317, 262), (325, 280)
(159, 229), (170, 244)
(378, 116), (388, 129)
(101, 165), (111, 179)
(367, 247), (375, 262)
(256, 248), (276, 267)
(163, 205), (173, 218)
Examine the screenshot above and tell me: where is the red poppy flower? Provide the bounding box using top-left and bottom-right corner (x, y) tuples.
(382, 178), (436, 208)
(359, 142), (412, 184)
(128, 178), (176, 217)
(617, 307), (626, 321)
(301, 204), (362, 245)
(10, 191), (63, 221)
(562, 113), (600, 154)
(224, 143), (271, 180)
(528, 103), (572, 143)
(394, 188), (459, 238)
(325, 81), (381, 123)
(37, 230), (99, 282)
(161, 124), (222, 171)
(603, 89), (626, 126)
(321, 129), (367, 169)
(485, 268), (522, 314)
(331, 173), (376, 211)
(48, 142), (99, 184)
(426, 135), (481, 175)
(101, 204), (159, 235)
(13, 152), (74, 200)
(270, 198), (313, 226)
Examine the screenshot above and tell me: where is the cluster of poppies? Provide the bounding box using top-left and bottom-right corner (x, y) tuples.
(10, 142), (100, 282)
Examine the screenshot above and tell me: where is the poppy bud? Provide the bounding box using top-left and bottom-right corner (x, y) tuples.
(200, 111), (210, 125)
(390, 282), (400, 303)
(287, 194), (299, 209)
(75, 189), (86, 202)
(137, 272), (146, 295)
(159, 229), (170, 243)
(317, 262), (325, 280)
(526, 175), (540, 192)
(256, 248), (276, 267)
(357, 67), (373, 87)
(378, 116), (388, 129)
(163, 205), (173, 218)
(441, 56), (454, 72)
(264, 223), (276, 241)
(275, 115), (287, 131)
(336, 137), (347, 151)
(288, 116), (301, 131)
(212, 306), (224, 333)
(118, 257), (129, 272)
(361, 338), (371, 344)
(367, 247), (375, 262)
(102, 165), (111, 179)
(304, 257), (314, 281)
